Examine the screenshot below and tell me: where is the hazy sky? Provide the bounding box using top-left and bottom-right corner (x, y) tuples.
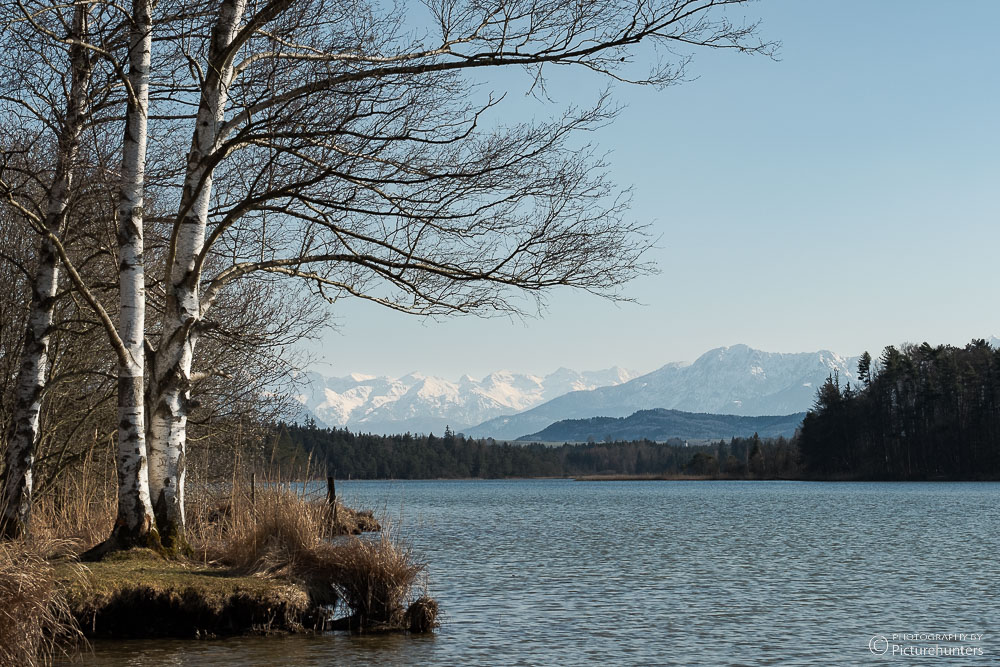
(300, 0), (1000, 379)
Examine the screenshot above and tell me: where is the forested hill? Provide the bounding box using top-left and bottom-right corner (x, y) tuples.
(798, 340), (1000, 479)
(516, 408), (806, 442)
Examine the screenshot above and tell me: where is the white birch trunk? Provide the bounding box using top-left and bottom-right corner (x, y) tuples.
(109, 0), (156, 548)
(0, 242), (59, 538)
(0, 6), (91, 539)
(148, 0), (246, 550)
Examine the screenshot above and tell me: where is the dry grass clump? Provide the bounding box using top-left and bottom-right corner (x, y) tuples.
(192, 485), (432, 631)
(193, 486), (334, 570)
(334, 505), (382, 535)
(0, 538), (84, 666)
(324, 532), (427, 630)
(406, 596), (440, 633)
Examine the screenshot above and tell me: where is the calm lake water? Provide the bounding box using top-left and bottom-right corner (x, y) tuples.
(79, 480), (998, 665)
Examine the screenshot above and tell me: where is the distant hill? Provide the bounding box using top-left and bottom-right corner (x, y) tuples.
(516, 408), (807, 443)
(465, 345), (856, 440)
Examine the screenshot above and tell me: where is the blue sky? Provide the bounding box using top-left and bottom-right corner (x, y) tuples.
(301, 0), (1000, 379)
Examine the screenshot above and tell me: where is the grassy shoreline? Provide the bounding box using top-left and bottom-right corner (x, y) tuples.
(58, 550), (316, 638)
(1, 485), (437, 664)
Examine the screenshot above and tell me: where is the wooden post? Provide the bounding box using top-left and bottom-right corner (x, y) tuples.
(327, 475), (337, 526)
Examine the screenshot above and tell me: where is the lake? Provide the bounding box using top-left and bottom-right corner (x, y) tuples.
(79, 480), (997, 665)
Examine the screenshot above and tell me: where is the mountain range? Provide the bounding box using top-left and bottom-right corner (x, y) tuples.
(292, 339), (1000, 440)
(292, 343), (867, 439)
(463, 344), (859, 440)
(292, 366), (638, 436)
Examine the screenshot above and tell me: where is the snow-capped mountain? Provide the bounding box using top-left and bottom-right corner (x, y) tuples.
(292, 367), (638, 435)
(463, 345), (860, 440)
(294, 339), (997, 440)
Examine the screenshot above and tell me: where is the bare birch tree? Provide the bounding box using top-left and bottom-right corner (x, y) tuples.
(0, 0), (161, 549)
(139, 0), (773, 547)
(0, 3), (95, 537)
(0, 0), (318, 548)
(102, 0), (158, 552)
(0, 180), (120, 504)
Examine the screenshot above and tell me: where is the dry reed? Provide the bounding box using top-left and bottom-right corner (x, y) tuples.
(0, 538), (84, 666)
(29, 450), (116, 551)
(191, 483), (432, 630)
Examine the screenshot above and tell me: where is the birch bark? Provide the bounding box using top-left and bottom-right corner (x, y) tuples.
(0, 6), (91, 539)
(148, 0), (247, 550)
(108, 0), (157, 548)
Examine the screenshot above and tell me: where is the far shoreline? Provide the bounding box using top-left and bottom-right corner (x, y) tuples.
(314, 475), (1000, 483)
